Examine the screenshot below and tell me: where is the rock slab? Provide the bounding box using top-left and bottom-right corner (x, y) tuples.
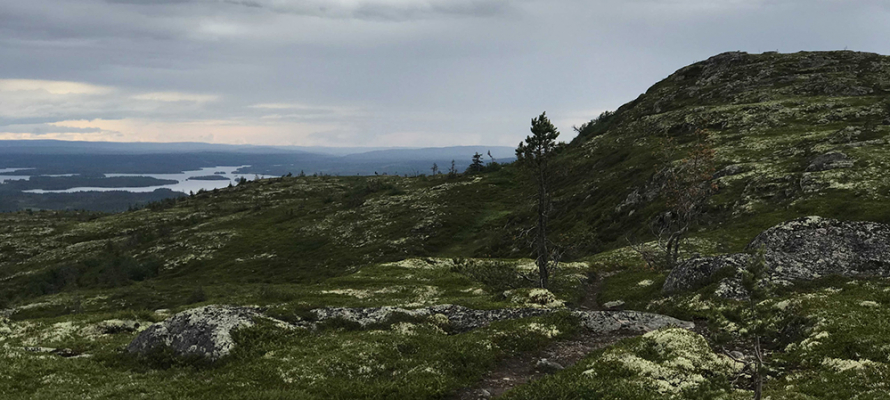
(571, 310), (694, 332)
(127, 305), (260, 361)
(663, 216), (890, 297)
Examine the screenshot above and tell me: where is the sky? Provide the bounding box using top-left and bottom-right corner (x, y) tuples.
(1, 0), (889, 147)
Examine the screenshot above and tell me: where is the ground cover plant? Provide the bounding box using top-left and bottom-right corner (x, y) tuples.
(2, 51), (890, 399)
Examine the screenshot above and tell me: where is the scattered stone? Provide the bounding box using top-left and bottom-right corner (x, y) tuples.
(535, 358), (565, 373)
(602, 300), (625, 309)
(312, 305), (551, 332)
(806, 152), (853, 172)
(127, 305), (263, 361)
(729, 351), (745, 360)
(476, 389), (492, 399)
(96, 319), (141, 334)
(309, 305), (693, 334)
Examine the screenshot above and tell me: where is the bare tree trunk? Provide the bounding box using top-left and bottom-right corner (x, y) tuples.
(536, 165), (549, 289)
(754, 336), (763, 400)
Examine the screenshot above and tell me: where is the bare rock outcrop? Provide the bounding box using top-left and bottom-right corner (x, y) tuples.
(126, 305), (261, 361)
(127, 304), (695, 362)
(662, 254), (752, 294)
(663, 216), (890, 298)
(747, 216), (890, 283)
(310, 305), (692, 334)
(570, 310), (694, 332)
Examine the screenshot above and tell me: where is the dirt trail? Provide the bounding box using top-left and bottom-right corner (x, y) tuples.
(450, 330), (634, 399)
(450, 272), (624, 399)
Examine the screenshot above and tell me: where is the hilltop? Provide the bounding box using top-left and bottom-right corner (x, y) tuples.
(1, 51), (889, 399)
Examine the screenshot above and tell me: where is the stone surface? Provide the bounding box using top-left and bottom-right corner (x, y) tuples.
(570, 310), (695, 333)
(309, 305), (693, 334)
(747, 216), (890, 284)
(127, 305), (261, 361)
(714, 164), (749, 179)
(602, 300), (625, 309)
(311, 305), (551, 332)
(96, 319), (141, 334)
(535, 358), (565, 373)
(663, 254), (752, 294)
(806, 152), (853, 172)
(663, 216), (890, 297)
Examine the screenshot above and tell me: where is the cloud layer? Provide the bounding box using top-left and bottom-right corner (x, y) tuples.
(1, 0), (888, 146)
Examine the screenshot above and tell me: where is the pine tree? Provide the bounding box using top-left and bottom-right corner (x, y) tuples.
(516, 112), (560, 288)
(466, 152), (485, 174)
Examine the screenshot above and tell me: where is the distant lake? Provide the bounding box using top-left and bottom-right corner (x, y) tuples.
(23, 166), (266, 194)
(0, 168), (33, 184)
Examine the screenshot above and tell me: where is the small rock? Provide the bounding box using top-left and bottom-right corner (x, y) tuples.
(806, 152), (853, 172)
(477, 389), (492, 399)
(602, 300), (625, 309)
(714, 164), (749, 179)
(96, 319), (141, 334)
(799, 173), (825, 194)
(52, 348), (79, 358)
(24, 346), (56, 353)
(535, 358), (565, 373)
(729, 351), (745, 360)
(663, 254), (752, 294)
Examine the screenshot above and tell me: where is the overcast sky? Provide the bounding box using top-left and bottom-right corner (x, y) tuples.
(1, 0), (888, 147)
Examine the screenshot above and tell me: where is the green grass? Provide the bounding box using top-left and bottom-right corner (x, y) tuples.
(0, 311), (581, 399)
(2, 50), (890, 399)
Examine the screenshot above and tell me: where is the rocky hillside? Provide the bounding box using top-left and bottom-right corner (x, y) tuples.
(551, 50), (890, 253)
(1, 51), (889, 399)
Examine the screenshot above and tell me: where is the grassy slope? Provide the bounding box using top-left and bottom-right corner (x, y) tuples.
(1, 50), (890, 398)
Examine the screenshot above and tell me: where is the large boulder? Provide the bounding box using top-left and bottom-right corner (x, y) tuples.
(747, 216), (890, 283)
(663, 254), (752, 294)
(127, 305), (261, 361)
(662, 217), (890, 298)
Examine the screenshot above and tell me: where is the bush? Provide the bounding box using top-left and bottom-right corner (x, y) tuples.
(450, 258), (528, 292)
(22, 255), (163, 299)
(572, 110), (615, 141)
(186, 287), (207, 304)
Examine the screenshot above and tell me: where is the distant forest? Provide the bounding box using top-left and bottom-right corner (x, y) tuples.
(0, 141), (516, 212)
(0, 189), (183, 213)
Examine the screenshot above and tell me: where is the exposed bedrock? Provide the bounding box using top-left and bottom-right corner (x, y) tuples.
(664, 216), (890, 298)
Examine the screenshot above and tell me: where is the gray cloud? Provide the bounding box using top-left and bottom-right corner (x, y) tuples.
(0, 0), (888, 146)
(0, 123), (110, 135)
